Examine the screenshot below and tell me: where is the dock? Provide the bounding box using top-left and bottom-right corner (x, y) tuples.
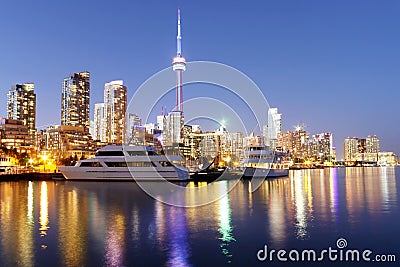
(0, 172), (65, 181)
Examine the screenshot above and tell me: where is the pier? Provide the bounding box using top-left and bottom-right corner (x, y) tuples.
(0, 172), (63, 181)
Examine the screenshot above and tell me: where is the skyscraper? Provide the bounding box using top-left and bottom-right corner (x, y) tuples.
(366, 135), (380, 153)
(93, 103), (105, 142)
(309, 132), (333, 162)
(7, 83), (36, 144)
(157, 114), (166, 131)
(264, 108), (282, 149)
(127, 113), (142, 144)
(278, 130), (295, 153)
(104, 80), (127, 144)
(230, 132), (244, 166)
(61, 72), (90, 132)
(344, 135), (380, 163)
(293, 129), (309, 160)
(344, 137), (358, 161)
(165, 111), (184, 145)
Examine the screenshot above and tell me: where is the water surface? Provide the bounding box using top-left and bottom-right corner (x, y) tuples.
(0, 167), (398, 266)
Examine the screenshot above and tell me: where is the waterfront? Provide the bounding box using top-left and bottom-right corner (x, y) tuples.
(0, 167), (398, 266)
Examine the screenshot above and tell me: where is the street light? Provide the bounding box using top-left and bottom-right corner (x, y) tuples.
(47, 161), (52, 172)
(26, 158), (34, 172)
(41, 155), (48, 172)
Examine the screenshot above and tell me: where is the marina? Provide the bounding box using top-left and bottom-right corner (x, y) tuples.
(55, 143), (290, 182)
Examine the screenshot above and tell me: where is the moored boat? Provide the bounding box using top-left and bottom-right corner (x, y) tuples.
(241, 145), (289, 179)
(58, 145), (189, 181)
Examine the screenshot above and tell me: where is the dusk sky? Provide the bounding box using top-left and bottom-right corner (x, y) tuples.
(0, 0), (399, 158)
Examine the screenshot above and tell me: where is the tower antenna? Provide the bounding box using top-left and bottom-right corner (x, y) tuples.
(172, 7), (186, 112)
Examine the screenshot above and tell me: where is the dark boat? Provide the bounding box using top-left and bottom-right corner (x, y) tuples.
(189, 158), (228, 182)
(190, 167), (227, 182)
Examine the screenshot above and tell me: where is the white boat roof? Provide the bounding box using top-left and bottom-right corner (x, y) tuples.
(98, 145), (155, 152)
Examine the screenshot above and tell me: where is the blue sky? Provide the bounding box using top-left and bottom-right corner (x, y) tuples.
(0, 0), (399, 158)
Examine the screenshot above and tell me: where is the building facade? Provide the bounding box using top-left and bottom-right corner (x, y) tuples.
(366, 135), (380, 153)
(344, 137), (358, 162)
(0, 118), (31, 153)
(264, 108), (282, 149)
(7, 83), (36, 144)
(127, 113), (142, 144)
(293, 129), (309, 161)
(61, 72), (90, 132)
(93, 103), (105, 142)
(230, 132), (244, 167)
(344, 135), (380, 163)
(38, 125), (96, 162)
(378, 152), (398, 166)
(280, 130), (307, 162)
(309, 132), (333, 162)
(104, 80), (127, 144)
(357, 138), (366, 153)
(164, 111), (184, 145)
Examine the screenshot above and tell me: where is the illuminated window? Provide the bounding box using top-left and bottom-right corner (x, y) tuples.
(79, 162), (102, 167)
(104, 162), (128, 167)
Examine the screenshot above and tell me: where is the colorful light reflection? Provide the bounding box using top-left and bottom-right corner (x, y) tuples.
(39, 181), (49, 237)
(218, 181), (235, 262)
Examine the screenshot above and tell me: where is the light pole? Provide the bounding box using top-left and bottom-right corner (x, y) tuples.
(41, 155), (48, 172)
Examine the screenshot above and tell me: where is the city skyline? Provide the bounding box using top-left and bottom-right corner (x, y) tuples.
(0, 1), (399, 158)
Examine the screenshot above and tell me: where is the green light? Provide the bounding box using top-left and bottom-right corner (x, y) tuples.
(221, 119), (227, 127)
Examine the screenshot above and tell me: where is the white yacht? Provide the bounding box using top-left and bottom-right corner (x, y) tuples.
(58, 145), (189, 181)
(242, 145), (290, 178)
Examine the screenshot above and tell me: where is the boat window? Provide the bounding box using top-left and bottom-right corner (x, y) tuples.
(127, 162), (156, 167)
(127, 151), (147, 156)
(95, 151), (124, 156)
(127, 150), (158, 156)
(159, 161), (173, 167)
(80, 162), (103, 167)
(104, 162), (128, 167)
(250, 147), (263, 151)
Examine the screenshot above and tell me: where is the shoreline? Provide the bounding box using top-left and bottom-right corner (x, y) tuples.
(0, 172), (62, 181)
(0, 165), (397, 182)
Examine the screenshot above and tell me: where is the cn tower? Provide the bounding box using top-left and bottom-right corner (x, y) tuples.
(172, 8), (186, 113)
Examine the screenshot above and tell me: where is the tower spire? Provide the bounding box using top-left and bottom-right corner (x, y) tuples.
(177, 7), (182, 56)
(172, 7), (186, 113)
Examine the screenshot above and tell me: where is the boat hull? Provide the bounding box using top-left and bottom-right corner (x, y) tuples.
(242, 167), (289, 178)
(58, 166), (189, 181)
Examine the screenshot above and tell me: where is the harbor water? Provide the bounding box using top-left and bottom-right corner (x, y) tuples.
(0, 167), (398, 266)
